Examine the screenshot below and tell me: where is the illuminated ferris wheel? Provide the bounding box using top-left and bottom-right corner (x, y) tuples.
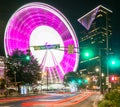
(4, 2), (79, 83)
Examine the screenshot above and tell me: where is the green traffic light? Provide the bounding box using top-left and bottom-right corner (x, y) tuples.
(111, 61), (116, 65)
(82, 49), (93, 59)
(71, 79), (76, 84)
(26, 55), (30, 60)
(109, 58), (116, 65)
(78, 79), (82, 84)
(108, 56), (120, 68)
(84, 79), (88, 84)
(85, 52), (89, 57)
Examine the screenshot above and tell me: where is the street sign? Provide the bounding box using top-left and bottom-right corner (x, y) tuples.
(34, 46), (40, 50)
(106, 76), (109, 85)
(68, 45), (74, 53)
(108, 83), (111, 88)
(33, 44), (60, 50)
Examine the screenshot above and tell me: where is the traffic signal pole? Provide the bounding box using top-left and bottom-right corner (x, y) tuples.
(106, 13), (110, 92)
(99, 49), (102, 94)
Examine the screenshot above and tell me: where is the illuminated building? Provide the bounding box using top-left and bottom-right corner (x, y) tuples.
(78, 5), (112, 74)
(78, 5), (112, 48)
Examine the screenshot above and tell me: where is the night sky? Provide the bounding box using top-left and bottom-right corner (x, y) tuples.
(0, 0), (120, 56)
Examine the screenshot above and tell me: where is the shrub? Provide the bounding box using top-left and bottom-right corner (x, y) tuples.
(98, 89), (120, 107)
(98, 100), (112, 107)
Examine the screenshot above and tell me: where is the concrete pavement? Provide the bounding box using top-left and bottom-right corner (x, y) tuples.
(93, 92), (104, 107)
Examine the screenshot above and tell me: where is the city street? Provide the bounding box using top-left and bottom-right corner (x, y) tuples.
(1, 0), (118, 107)
(0, 91), (102, 107)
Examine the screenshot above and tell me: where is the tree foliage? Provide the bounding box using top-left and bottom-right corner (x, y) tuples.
(0, 78), (6, 89)
(6, 49), (40, 85)
(63, 72), (88, 88)
(63, 72), (78, 84)
(98, 90), (120, 107)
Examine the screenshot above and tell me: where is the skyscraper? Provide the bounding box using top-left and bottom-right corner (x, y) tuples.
(78, 5), (112, 74)
(78, 5), (112, 48)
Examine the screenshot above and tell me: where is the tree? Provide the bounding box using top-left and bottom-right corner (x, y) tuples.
(6, 49), (40, 85)
(63, 72), (89, 89)
(98, 90), (120, 107)
(63, 72), (78, 85)
(78, 74), (89, 88)
(0, 78), (6, 90)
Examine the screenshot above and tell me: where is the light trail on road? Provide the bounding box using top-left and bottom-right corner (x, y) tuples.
(22, 91), (94, 107)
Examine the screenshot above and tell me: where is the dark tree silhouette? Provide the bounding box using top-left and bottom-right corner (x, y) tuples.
(6, 49), (40, 85)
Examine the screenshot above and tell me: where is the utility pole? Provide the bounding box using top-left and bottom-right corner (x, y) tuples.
(4, 57), (8, 98)
(106, 13), (110, 92)
(99, 49), (102, 94)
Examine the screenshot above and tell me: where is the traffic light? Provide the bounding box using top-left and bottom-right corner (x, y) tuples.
(108, 56), (120, 67)
(71, 79), (76, 83)
(84, 79), (88, 83)
(85, 52), (90, 57)
(109, 58), (117, 65)
(26, 55), (30, 60)
(26, 49), (30, 60)
(78, 79), (82, 84)
(82, 49), (93, 59)
(111, 60), (116, 65)
(109, 75), (118, 83)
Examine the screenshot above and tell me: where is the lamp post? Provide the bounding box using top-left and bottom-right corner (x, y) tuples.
(98, 49), (103, 94)
(95, 67), (102, 93)
(101, 73), (105, 93)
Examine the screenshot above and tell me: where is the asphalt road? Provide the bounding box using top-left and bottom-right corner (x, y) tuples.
(0, 91), (102, 107)
(66, 93), (100, 107)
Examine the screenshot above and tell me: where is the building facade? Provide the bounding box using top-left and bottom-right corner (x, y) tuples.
(78, 5), (112, 75)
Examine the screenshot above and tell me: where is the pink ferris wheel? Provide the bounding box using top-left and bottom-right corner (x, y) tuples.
(4, 2), (79, 83)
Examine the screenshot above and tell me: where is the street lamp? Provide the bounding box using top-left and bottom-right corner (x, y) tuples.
(95, 67), (102, 93)
(101, 73), (104, 77)
(95, 68), (100, 72)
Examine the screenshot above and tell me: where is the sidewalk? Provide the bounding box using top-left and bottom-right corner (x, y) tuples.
(93, 93), (104, 107)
